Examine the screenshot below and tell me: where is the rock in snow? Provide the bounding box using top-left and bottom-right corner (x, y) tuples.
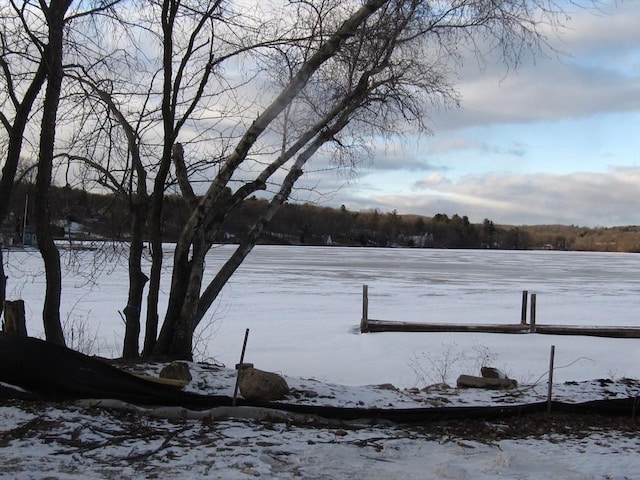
(159, 361), (192, 383)
(456, 374), (517, 389)
(239, 366), (290, 401)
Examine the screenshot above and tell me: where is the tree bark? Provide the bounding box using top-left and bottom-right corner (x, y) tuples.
(160, 112), (344, 358)
(143, 205), (163, 355)
(151, 245), (193, 357)
(0, 257), (5, 321)
(169, 234), (206, 360)
(34, 0), (72, 347)
(122, 198), (149, 359)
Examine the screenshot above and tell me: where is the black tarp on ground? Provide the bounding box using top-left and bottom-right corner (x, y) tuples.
(0, 333), (230, 408)
(0, 333), (636, 423)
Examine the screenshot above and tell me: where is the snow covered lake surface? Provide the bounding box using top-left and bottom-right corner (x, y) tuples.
(4, 245), (638, 388)
(1, 245), (639, 479)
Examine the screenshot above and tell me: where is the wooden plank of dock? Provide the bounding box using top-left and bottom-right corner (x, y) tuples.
(534, 325), (640, 338)
(364, 319), (529, 334)
(362, 319), (640, 338)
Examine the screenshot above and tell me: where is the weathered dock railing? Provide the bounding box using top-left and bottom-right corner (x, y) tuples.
(359, 285), (640, 338)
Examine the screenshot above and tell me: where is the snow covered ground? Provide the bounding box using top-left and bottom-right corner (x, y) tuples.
(1, 245), (639, 478)
(1, 362), (639, 479)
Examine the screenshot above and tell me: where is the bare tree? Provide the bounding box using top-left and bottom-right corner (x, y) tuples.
(68, 83), (151, 359)
(43, 0), (587, 359)
(0, 0), (121, 344)
(58, 0), (301, 357)
(33, 0), (77, 346)
(151, 0), (582, 359)
(0, 1), (49, 321)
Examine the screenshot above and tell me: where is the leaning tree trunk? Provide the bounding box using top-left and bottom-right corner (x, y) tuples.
(153, 0), (398, 359)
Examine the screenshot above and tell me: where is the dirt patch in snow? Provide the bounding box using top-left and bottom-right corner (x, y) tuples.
(416, 411), (639, 443)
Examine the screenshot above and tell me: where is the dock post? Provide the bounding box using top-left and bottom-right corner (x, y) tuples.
(529, 293), (537, 333)
(520, 290), (528, 325)
(360, 285), (369, 333)
(547, 345), (555, 413)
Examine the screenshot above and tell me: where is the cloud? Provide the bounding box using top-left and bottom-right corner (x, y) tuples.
(326, 138), (446, 174)
(428, 1), (640, 131)
(426, 137), (527, 157)
(558, 1), (640, 61)
(345, 167), (640, 227)
(436, 64), (639, 130)
(364, 154), (437, 172)
(413, 172), (450, 189)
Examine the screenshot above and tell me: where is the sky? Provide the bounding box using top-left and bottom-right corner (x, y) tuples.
(310, 0), (640, 227)
(10, 0), (636, 229)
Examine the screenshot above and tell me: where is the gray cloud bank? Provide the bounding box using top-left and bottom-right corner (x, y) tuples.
(347, 167), (640, 227)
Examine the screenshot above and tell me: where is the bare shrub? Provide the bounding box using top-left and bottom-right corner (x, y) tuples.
(191, 298), (228, 365)
(62, 314), (100, 356)
(61, 298), (103, 356)
(409, 341), (497, 386)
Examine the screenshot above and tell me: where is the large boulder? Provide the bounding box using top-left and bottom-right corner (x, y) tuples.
(239, 367), (289, 402)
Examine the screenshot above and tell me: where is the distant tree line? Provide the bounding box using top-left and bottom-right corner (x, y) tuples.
(3, 184), (638, 252)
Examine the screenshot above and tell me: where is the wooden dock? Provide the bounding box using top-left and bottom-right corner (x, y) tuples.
(364, 319), (529, 334)
(362, 319), (640, 338)
(359, 285), (640, 339)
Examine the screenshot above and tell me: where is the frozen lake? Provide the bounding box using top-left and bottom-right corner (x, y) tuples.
(3, 245), (639, 387)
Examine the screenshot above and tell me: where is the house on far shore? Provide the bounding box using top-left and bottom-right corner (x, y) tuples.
(22, 226), (37, 246)
(0, 225), (37, 248)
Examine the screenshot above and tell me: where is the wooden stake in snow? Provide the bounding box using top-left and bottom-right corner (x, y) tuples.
(529, 293), (537, 333)
(232, 328), (250, 406)
(547, 345), (555, 413)
(360, 285), (369, 333)
(521, 290), (528, 325)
